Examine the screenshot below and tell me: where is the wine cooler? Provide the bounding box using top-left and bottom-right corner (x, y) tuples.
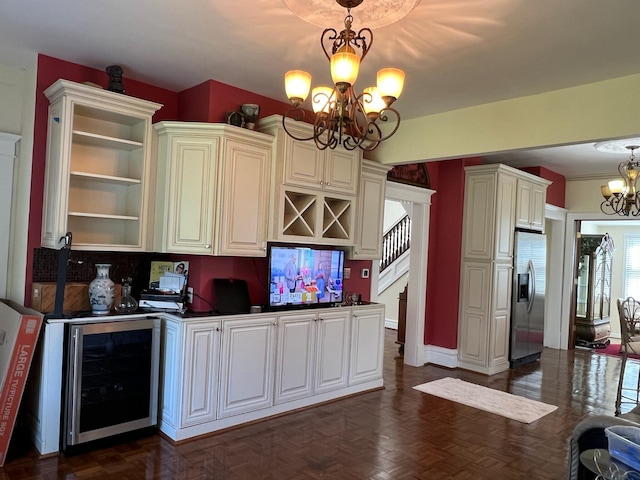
(63, 317), (161, 451)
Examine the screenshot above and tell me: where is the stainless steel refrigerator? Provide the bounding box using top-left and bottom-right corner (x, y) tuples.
(510, 230), (547, 367)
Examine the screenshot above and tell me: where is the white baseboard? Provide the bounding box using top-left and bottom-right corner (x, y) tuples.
(421, 344), (458, 369)
(385, 319), (398, 330)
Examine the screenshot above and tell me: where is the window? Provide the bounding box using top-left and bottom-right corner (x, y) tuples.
(623, 234), (640, 299)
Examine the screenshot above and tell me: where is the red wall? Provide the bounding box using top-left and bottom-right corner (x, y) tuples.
(178, 79), (309, 124)
(424, 158), (482, 348)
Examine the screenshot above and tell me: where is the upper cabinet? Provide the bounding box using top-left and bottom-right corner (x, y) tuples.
(274, 119), (360, 196)
(348, 160), (390, 260)
(153, 122), (272, 257)
(257, 115), (362, 246)
(515, 179), (546, 231)
(462, 164), (551, 262)
(41, 79), (162, 250)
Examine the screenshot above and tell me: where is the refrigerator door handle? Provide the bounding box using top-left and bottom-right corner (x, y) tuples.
(527, 259), (535, 314)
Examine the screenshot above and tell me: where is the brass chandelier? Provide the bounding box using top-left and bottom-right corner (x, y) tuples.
(283, 0), (405, 151)
(600, 145), (640, 216)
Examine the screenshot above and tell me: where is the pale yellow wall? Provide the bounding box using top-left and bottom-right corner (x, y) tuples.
(367, 74), (640, 165)
(566, 177), (614, 213)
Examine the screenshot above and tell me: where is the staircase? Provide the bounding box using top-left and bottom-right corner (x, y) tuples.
(378, 214), (411, 294)
(380, 214), (411, 273)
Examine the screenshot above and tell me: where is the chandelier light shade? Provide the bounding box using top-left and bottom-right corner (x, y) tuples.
(282, 0), (405, 151)
(284, 70), (312, 104)
(600, 145), (640, 216)
(377, 68), (405, 100)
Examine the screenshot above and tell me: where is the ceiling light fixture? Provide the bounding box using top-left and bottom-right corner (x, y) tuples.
(283, 0), (405, 151)
(600, 145), (640, 216)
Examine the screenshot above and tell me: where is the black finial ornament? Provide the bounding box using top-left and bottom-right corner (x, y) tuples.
(106, 65), (125, 94)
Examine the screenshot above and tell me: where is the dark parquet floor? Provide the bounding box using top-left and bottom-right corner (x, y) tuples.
(1, 330), (634, 479)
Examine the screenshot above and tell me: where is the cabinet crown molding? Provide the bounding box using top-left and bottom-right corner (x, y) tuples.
(44, 79), (162, 116)
(464, 163), (552, 186)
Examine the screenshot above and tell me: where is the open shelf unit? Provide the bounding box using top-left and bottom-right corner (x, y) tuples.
(41, 79), (161, 250)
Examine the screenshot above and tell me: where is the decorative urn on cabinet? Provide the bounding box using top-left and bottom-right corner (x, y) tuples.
(88, 263), (115, 314)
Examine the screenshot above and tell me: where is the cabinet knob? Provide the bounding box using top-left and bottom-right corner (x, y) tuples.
(273, 321), (278, 326)
(216, 327), (220, 331)
(319, 180), (323, 185)
(205, 244), (211, 249)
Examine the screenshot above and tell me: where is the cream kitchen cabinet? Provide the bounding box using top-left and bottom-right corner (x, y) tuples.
(258, 115), (360, 195)
(257, 115), (361, 245)
(349, 305), (385, 385)
(155, 305), (383, 443)
(314, 309), (351, 394)
(181, 319), (221, 427)
(274, 309), (350, 404)
(217, 315), (277, 418)
(274, 312), (316, 404)
(41, 79), (161, 251)
(276, 186), (355, 245)
(515, 179), (546, 231)
(158, 316), (221, 436)
(461, 165), (517, 263)
(153, 122), (272, 256)
(158, 316), (182, 435)
(349, 161), (390, 259)
(458, 164), (550, 375)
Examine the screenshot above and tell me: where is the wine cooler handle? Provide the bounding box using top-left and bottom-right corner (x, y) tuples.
(68, 328), (81, 443)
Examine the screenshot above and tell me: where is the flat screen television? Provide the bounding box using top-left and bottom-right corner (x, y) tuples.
(268, 244), (345, 308)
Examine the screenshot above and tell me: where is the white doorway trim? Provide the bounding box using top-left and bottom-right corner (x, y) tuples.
(0, 133), (20, 299)
(544, 204), (567, 350)
(560, 212), (632, 349)
(374, 181), (435, 367)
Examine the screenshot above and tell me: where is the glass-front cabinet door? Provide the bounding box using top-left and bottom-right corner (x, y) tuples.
(575, 233), (615, 347)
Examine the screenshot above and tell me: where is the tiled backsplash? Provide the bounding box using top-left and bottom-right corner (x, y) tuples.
(32, 248), (169, 296)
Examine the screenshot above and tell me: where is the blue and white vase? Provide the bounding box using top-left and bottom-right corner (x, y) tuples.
(89, 263), (115, 315)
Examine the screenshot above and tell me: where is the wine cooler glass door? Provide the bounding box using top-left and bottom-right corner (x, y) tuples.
(65, 317), (160, 448)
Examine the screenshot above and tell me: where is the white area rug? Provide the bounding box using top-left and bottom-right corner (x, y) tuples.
(413, 377), (558, 424)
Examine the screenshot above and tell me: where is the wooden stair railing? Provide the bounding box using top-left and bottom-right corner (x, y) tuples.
(380, 214), (411, 272)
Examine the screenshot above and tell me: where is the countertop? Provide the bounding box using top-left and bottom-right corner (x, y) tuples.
(43, 301), (379, 324)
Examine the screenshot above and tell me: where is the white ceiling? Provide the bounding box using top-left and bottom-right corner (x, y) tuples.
(1, 0), (639, 178)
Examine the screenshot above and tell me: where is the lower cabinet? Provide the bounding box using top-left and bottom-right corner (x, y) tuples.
(274, 310), (350, 405)
(182, 320), (221, 427)
(159, 305), (384, 442)
(159, 316), (221, 432)
(349, 305), (385, 385)
(274, 312), (316, 404)
(217, 315), (277, 418)
(315, 310), (350, 393)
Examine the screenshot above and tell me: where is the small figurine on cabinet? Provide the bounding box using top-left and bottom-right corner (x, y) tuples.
(106, 65), (125, 94)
